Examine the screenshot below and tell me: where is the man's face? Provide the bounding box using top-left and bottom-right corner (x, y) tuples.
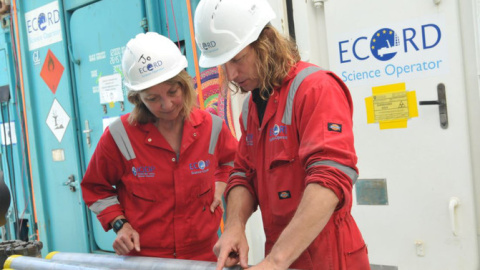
(224, 45), (260, 92)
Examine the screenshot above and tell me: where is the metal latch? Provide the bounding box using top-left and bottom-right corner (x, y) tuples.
(83, 120), (93, 148)
(419, 83), (448, 129)
(63, 175), (78, 192)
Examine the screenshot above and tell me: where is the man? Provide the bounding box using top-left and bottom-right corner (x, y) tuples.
(194, 0), (370, 269)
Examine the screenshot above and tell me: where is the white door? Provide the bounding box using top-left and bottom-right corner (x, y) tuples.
(290, 0), (480, 269)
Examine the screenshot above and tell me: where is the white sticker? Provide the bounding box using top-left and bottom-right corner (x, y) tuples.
(99, 73), (124, 104)
(0, 122), (17, 145)
(331, 14), (449, 87)
(46, 98), (70, 143)
(103, 116), (120, 132)
(25, 1), (63, 51)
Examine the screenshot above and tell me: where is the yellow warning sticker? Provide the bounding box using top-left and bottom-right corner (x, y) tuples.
(365, 82), (418, 129)
(373, 92), (409, 121)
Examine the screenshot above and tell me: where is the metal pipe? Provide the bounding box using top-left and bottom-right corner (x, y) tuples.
(47, 252), (245, 270)
(4, 255), (111, 270)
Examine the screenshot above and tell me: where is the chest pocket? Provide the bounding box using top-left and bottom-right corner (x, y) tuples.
(242, 66), (323, 160)
(109, 118), (157, 202)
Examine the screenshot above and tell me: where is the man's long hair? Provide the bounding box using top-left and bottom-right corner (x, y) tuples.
(251, 24), (300, 99)
(222, 24), (301, 99)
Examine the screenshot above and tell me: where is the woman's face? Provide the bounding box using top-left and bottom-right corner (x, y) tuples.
(139, 82), (184, 122)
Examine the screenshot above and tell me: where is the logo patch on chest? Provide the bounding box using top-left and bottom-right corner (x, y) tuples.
(269, 124), (288, 142)
(246, 133), (254, 146)
(328, 123), (342, 132)
(132, 166), (156, 178)
(278, 190), (292, 200)
(189, 159), (211, 174)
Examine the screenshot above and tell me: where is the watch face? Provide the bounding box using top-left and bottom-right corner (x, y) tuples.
(113, 219), (127, 233)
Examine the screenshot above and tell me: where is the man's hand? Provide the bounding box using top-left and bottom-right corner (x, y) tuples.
(248, 255), (286, 270)
(213, 225), (249, 270)
(112, 223), (140, 255)
(210, 181), (227, 213)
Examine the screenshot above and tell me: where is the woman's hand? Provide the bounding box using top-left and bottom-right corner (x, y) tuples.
(210, 181), (227, 213)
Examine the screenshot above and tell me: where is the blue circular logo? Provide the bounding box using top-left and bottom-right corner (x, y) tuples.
(370, 28), (399, 61)
(38, 13), (47, 31)
(198, 160), (206, 170)
(132, 167), (137, 176)
(147, 63), (154, 71)
(273, 124), (280, 136)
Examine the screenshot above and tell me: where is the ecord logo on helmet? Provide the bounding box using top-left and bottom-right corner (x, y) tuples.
(202, 41), (217, 51)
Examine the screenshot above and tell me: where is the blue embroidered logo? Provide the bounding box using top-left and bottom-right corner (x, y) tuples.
(269, 124), (287, 142)
(246, 134), (254, 146)
(132, 166), (155, 178)
(189, 160), (211, 175)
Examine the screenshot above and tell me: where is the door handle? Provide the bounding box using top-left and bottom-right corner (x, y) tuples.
(63, 175), (78, 192)
(419, 83), (448, 129)
(449, 197), (460, 236)
(83, 120), (93, 148)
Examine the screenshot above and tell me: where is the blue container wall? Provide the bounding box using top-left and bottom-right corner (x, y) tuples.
(0, 15), (35, 243)
(5, 0), (202, 256)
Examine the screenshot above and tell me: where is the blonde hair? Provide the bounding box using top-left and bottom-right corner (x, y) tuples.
(127, 70), (197, 124)
(221, 25), (300, 99)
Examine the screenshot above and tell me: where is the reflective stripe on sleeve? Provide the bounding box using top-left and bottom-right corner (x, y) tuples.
(241, 92), (252, 131)
(109, 118), (136, 161)
(89, 196), (120, 215)
(230, 172), (247, 179)
(221, 161), (234, 167)
(209, 113), (223, 154)
(306, 160), (358, 184)
(282, 66), (323, 125)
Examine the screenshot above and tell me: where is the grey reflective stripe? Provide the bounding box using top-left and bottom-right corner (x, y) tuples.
(209, 113), (223, 155)
(230, 172), (246, 179)
(221, 161), (234, 167)
(89, 196), (120, 215)
(307, 160), (358, 184)
(282, 66), (323, 125)
(109, 118), (136, 160)
(241, 92), (252, 130)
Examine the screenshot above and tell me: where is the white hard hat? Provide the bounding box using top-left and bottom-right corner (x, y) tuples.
(122, 32), (188, 91)
(194, 0), (276, 68)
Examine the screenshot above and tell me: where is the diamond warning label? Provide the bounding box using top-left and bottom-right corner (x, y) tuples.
(40, 49), (64, 94)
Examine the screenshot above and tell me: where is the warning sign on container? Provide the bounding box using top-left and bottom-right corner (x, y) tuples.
(40, 49), (64, 94)
(46, 98), (70, 143)
(373, 92), (409, 121)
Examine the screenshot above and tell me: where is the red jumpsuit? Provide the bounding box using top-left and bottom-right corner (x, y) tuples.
(226, 62), (370, 269)
(82, 109), (237, 260)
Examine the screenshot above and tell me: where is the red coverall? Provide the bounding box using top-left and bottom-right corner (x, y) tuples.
(226, 62), (370, 269)
(81, 109), (237, 260)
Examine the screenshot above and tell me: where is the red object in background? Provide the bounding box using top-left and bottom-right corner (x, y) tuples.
(40, 49), (64, 94)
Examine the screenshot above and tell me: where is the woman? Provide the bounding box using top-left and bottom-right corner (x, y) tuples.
(81, 32), (237, 261)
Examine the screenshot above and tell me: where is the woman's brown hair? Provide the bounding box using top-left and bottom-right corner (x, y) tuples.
(127, 70), (197, 124)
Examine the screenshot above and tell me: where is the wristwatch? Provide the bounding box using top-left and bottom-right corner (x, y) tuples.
(112, 218), (128, 234)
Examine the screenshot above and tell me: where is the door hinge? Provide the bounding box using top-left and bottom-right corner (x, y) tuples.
(141, 18), (148, 32)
